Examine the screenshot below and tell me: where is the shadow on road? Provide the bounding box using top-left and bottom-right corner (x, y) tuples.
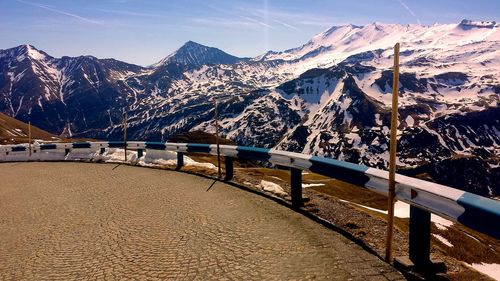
(206, 180), (217, 192)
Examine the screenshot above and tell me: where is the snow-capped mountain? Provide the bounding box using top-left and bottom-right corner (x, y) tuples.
(0, 19), (498, 196)
(155, 41), (246, 67)
(0, 44), (147, 136)
(255, 19), (499, 73)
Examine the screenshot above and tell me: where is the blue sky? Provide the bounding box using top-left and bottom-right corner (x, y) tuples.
(1, 0), (498, 66)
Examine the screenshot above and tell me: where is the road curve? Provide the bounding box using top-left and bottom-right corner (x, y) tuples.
(0, 162), (405, 280)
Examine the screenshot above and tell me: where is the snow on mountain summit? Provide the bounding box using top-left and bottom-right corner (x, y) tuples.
(0, 44), (52, 63)
(24, 44), (49, 61)
(253, 19), (500, 75)
(155, 41), (244, 67)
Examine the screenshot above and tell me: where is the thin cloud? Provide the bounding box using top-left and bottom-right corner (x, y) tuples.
(15, 0), (101, 25)
(296, 19), (335, 27)
(204, 4), (273, 29)
(91, 8), (162, 18)
(397, 0), (422, 25)
(239, 6), (337, 28)
(190, 17), (261, 29)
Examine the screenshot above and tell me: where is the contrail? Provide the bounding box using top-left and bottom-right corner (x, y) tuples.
(240, 16), (273, 29)
(272, 19), (299, 31)
(397, 0), (422, 25)
(16, 0), (100, 25)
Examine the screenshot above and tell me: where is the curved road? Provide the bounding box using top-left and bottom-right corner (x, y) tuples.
(0, 162), (405, 280)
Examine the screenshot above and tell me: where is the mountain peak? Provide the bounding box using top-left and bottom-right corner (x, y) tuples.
(25, 44), (49, 61)
(2, 44), (35, 53)
(156, 41), (243, 67)
(181, 40), (204, 47)
(321, 23), (361, 37)
(0, 44), (50, 62)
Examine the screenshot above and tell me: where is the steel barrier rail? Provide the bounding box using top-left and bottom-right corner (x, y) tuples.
(1, 141), (499, 267)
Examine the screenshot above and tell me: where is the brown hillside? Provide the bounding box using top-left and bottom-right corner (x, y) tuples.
(0, 113), (60, 144)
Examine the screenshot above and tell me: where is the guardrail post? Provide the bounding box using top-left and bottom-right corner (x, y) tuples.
(65, 148), (70, 156)
(409, 205), (431, 267)
(176, 152), (184, 170)
(224, 157), (234, 181)
(290, 168), (303, 207)
(137, 149), (143, 158)
(100, 148), (105, 155)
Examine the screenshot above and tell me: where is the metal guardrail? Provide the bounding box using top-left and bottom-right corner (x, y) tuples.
(1, 141), (499, 267)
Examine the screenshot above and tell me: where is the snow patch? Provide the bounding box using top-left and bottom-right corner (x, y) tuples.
(432, 214), (454, 230)
(467, 263), (500, 281)
(405, 115), (414, 127)
(339, 199), (455, 229)
(259, 180), (287, 196)
(138, 149), (216, 170)
(100, 148), (138, 163)
(302, 183), (326, 188)
(432, 234), (453, 247)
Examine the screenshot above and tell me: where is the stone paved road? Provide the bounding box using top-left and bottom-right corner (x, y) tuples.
(0, 162), (406, 280)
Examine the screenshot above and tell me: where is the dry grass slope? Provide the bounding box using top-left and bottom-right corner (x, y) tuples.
(0, 113), (59, 144)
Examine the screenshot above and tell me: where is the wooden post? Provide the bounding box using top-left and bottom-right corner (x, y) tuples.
(28, 121), (32, 157)
(123, 112), (128, 162)
(385, 42), (400, 262)
(214, 99), (222, 179)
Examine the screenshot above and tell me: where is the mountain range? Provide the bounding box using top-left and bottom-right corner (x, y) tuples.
(0, 19), (498, 197)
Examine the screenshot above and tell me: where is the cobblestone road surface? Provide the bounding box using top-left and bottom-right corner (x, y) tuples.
(0, 162), (406, 280)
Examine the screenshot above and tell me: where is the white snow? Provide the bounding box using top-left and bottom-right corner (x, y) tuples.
(64, 148), (100, 161)
(302, 183), (326, 188)
(432, 234), (453, 247)
(464, 232), (480, 242)
(374, 113), (382, 126)
(26, 45), (46, 60)
(431, 214), (454, 230)
(467, 263), (500, 281)
(136, 149), (216, 170)
(0, 147), (217, 171)
(405, 115), (414, 127)
(100, 148), (138, 163)
(338, 199), (455, 229)
(259, 180), (287, 196)
(393, 201), (411, 218)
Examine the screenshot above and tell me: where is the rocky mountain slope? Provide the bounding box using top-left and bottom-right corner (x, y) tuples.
(0, 19), (498, 196)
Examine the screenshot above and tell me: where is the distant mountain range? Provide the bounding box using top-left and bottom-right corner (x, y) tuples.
(0, 19), (498, 197)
